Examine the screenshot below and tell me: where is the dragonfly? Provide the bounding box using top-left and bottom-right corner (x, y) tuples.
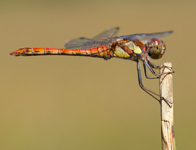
(10, 27), (173, 105)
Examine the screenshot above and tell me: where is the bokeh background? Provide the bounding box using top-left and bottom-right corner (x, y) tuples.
(1, 0), (195, 149)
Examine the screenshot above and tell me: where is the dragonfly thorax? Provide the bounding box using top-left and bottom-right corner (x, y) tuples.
(147, 38), (166, 59)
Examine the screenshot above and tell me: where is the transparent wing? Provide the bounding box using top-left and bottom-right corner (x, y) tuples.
(119, 31), (173, 44)
(64, 27), (119, 49)
(65, 37), (91, 49)
(92, 27), (119, 41)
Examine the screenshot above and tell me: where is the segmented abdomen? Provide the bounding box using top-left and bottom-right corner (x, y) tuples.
(10, 46), (113, 60)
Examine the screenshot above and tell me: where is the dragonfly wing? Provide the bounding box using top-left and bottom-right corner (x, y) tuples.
(92, 27), (119, 41)
(65, 37), (91, 49)
(119, 31), (173, 44)
(81, 27), (119, 49)
(64, 27), (119, 49)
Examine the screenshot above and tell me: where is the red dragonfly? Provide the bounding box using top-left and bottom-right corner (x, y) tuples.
(10, 27), (173, 104)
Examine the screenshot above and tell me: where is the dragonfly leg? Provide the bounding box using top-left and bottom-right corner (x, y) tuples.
(147, 58), (174, 72)
(144, 59), (173, 77)
(143, 60), (159, 79)
(137, 61), (173, 105)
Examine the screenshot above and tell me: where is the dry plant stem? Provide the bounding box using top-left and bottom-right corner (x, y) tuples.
(159, 62), (176, 150)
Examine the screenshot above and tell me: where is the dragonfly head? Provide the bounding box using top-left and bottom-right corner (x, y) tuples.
(147, 38), (166, 59)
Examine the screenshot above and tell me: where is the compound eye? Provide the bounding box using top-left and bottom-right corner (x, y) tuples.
(148, 38), (166, 59)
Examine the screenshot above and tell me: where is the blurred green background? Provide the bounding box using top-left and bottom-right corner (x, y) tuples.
(1, 0), (195, 149)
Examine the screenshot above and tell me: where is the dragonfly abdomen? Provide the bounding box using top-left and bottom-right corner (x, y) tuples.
(10, 48), (62, 56)
(10, 47), (113, 59)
